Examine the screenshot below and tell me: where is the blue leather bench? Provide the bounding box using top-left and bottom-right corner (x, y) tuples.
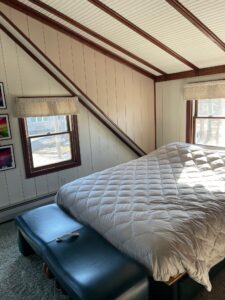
(15, 204), (149, 300)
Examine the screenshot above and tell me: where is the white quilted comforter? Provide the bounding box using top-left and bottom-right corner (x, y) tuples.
(56, 143), (225, 291)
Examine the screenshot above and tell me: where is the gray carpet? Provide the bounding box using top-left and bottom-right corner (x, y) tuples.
(0, 222), (225, 300)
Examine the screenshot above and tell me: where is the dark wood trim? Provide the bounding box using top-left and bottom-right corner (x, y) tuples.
(88, 0), (199, 71)
(166, 0), (225, 52)
(0, 13), (146, 157)
(28, 0), (165, 75)
(186, 100), (193, 143)
(154, 81), (157, 149)
(155, 65), (225, 82)
(0, 0), (155, 79)
(19, 116), (81, 178)
(193, 101), (197, 144)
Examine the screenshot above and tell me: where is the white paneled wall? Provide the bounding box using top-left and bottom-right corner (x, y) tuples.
(0, 2), (155, 154)
(156, 73), (225, 148)
(0, 30), (137, 210)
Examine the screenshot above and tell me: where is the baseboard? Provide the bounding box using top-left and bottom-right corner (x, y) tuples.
(0, 193), (56, 223)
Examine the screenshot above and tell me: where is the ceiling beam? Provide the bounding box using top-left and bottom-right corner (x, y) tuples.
(166, 0), (225, 52)
(0, 12), (146, 157)
(28, 0), (165, 75)
(0, 0), (155, 79)
(155, 65), (225, 82)
(88, 0), (199, 71)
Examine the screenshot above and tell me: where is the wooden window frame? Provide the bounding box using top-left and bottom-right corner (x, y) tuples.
(186, 100), (225, 148)
(186, 100), (194, 143)
(19, 115), (81, 178)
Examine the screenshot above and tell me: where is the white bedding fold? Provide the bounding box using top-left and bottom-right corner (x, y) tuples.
(56, 143), (225, 291)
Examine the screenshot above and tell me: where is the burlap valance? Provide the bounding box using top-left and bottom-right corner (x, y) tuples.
(15, 96), (79, 117)
(184, 80), (225, 100)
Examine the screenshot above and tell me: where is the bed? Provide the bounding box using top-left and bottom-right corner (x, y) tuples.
(56, 142), (225, 295)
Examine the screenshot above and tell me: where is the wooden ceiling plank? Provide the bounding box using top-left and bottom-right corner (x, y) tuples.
(28, 0), (166, 75)
(88, 0), (199, 71)
(0, 0), (155, 79)
(166, 0), (225, 52)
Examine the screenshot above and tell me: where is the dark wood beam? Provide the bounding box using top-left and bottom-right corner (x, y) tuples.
(166, 0), (225, 52)
(0, 0), (155, 79)
(28, 0), (165, 75)
(155, 65), (225, 82)
(88, 0), (199, 71)
(0, 12), (147, 157)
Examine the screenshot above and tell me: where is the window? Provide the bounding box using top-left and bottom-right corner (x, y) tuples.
(186, 99), (225, 148)
(19, 115), (81, 178)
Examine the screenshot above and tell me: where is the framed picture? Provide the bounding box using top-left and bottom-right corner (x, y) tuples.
(0, 114), (11, 140)
(0, 82), (6, 109)
(0, 145), (16, 171)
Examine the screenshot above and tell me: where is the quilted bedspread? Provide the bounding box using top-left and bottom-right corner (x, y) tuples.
(56, 143), (225, 291)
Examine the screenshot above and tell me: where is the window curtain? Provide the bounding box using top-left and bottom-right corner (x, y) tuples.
(184, 80), (225, 100)
(15, 96), (79, 117)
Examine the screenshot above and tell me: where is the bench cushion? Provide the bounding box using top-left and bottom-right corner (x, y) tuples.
(44, 226), (148, 300)
(15, 204), (82, 256)
(15, 204), (149, 300)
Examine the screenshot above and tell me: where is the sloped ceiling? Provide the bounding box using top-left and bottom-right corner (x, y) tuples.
(3, 0), (225, 79)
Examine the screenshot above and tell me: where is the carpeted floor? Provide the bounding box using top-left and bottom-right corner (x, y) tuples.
(0, 221), (225, 300)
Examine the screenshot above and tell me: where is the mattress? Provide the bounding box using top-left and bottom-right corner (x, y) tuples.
(56, 143), (225, 291)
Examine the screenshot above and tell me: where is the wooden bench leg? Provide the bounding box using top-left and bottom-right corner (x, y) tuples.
(43, 262), (54, 279)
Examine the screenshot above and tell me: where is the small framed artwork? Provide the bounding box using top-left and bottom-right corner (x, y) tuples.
(0, 114), (11, 140)
(0, 82), (6, 109)
(0, 145), (16, 171)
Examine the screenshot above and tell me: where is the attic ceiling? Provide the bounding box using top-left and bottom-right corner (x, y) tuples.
(10, 0), (225, 78)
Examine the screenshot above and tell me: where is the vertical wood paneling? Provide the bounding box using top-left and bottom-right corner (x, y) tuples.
(15, 45), (37, 200)
(95, 51), (108, 114)
(132, 71), (143, 147)
(144, 77), (155, 152)
(115, 63), (127, 132)
(43, 25), (61, 67)
(123, 66), (134, 140)
(0, 33), (10, 207)
(57, 32), (75, 81)
(10, 9), (29, 37)
(0, 173), (9, 207)
(46, 173), (59, 193)
(1, 33), (25, 205)
(0, 3), (11, 18)
(0, 30), (137, 210)
(71, 39), (86, 92)
(2, 6), (155, 152)
(27, 17), (45, 53)
(35, 175), (49, 195)
(76, 106), (93, 177)
(140, 75), (149, 151)
(155, 82), (163, 147)
(83, 46), (98, 104)
(105, 57), (117, 124)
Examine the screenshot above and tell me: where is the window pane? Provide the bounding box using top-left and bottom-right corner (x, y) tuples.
(30, 133), (72, 168)
(27, 115), (68, 136)
(195, 119), (225, 147)
(198, 99), (225, 117)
